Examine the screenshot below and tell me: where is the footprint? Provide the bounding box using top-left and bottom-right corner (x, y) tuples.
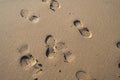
(42, 0), (49, 2)
(73, 20), (83, 28)
(34, 63), (42, 70)
(42, 0), (47, 2)
(20, 9), (39, 23)
(54, 42), (66, 51)
(46, 47), (56, 59)
(18, 44), (29, 54)
(64, 51), (75, 63)
(118, 63), (120, 68)
(20, 9), (29, 18)
(76, 71), (93, 80)
(116, 41), (120, 49)
(78, 27), (92, 38)
(58, 69), (62, 73)
(34, 78), (38, 80)
(29, 15), (40, 23)
(31, 61), (43, 78)
(45, 35), (55, 47)
(50, 0), (60, 11)
(33, 63), (43, 74)
(73, 20), (92, 38)
(20, 54), (37, 70)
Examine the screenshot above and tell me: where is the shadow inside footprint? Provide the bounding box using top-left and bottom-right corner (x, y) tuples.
(59, 70), (61, 73)
(34, 78), (38, 80)
(45, 35), (53, 43)
(118, 63), (120, 68)
(116, 41), (120, 49)
(38, 64), (43, 67)
(46, 48), (50, 57)
(46, 47), (55, 59)
(20, 56), (29, 64)
(74, 20), (81, 27)
(73, 19), (83, 28)
(34, 63), (43, 69)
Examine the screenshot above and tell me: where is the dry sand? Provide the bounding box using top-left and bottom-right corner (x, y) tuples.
(0, 0), (120, 80)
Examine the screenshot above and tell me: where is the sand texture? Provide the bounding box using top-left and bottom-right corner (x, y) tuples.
(0, 0), (120, 80)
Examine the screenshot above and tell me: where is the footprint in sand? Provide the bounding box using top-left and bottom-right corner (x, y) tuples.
(45, 35), (68, 59)
(45, 35), (75, 62)
(45, 35), (56, 47)
(20, 9), (39, 23)
(20, 9), (29, 18)
(50, 0), (60, 11)
(31, 60), (43, 79)
(46, 46), (56, 59)
(20, 54), (38, 70)
(45, 35), (57, 59)
(34, 78), (38, 80)
(42, 0), (50, 3)
(79, 27), (92, 38)
(20, 54), (43, 77)
(18, 44), (29, 54)
(29, 15), (40, 23)
(54, 42), (66, 51)
(18, 44), (43, 78)
(33, 63), (43, 75)
(63, 51), (75, 63)
(118, 62), (120, 68)
(76, 71), (95, 80)
(73, 20), (92, 39)
(54, 41), (75, 63)
(42, 0), (47, 2)
(119, 76), (120, 78)
(116, 41), (120, 49)
(73, 20), (83, 28)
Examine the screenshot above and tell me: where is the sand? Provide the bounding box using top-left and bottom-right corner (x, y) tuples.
(0, 0), (120, 80)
